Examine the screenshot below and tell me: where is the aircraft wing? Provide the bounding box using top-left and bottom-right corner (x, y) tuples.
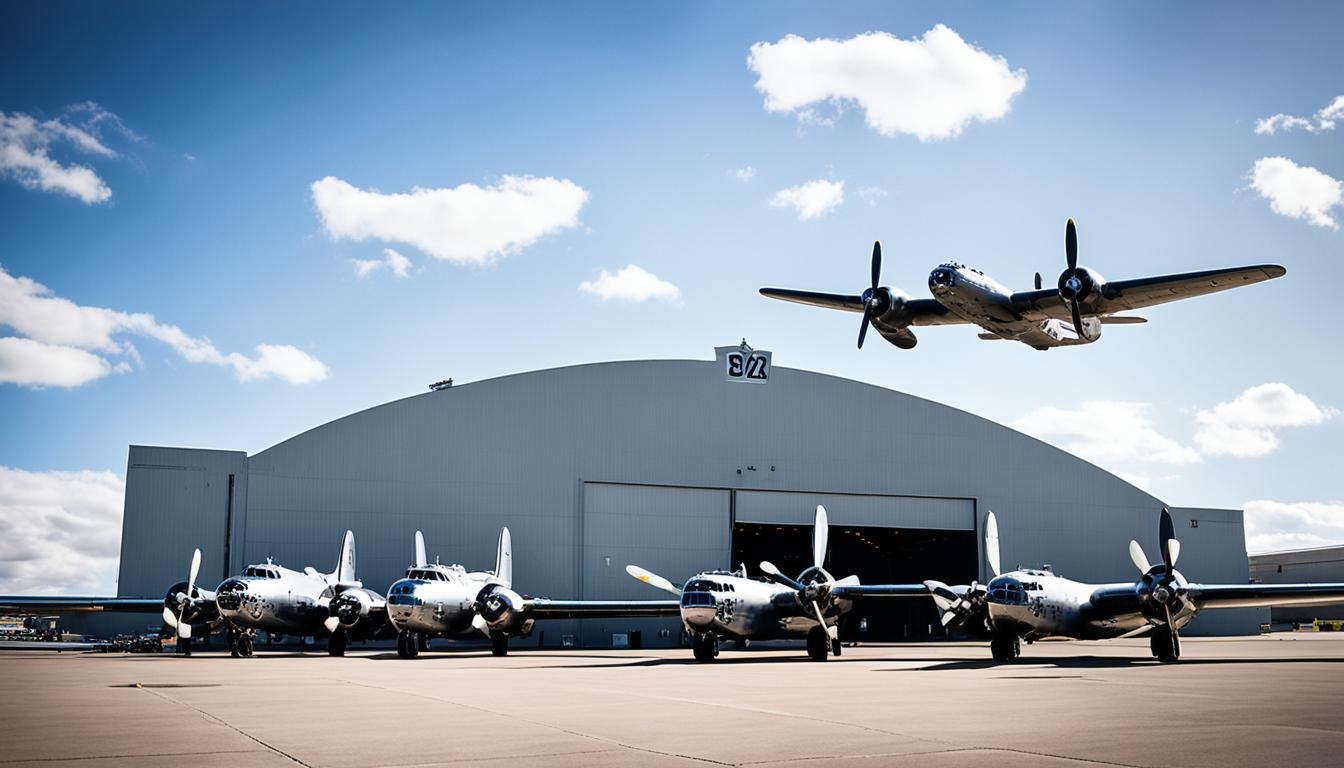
(830, 584), (931, 599)
(524, 598), (681, 620)
(0, 596), (164, 614)
(1011, 265), (1286, 319)
(1187, 582), (1344, 610)
(759, 289), (968, 326)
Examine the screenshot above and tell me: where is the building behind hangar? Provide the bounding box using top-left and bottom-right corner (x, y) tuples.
(113, 350), (1262, 645)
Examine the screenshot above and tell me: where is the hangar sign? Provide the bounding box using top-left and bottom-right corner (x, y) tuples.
(716, 341), (770, 384)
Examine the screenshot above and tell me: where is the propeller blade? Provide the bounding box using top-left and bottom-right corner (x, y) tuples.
(1159, 508), (1179, 569)
(857, 307), (871, 348)
(323, 616), (340, 633)
(188, 548), (201, 592)
(179, 622), (192, 639)
(178, 548), (202, 632)
(984, 511), (1001, 578)
(1065, 218), (1078, 271)
(811, 600), (837, 640)
(1129, 540), (1152, 574)
(471, 612), (490, 637)
(871, 241), (882, 290)
(624, 565), (682, 596)
(1069, 299), (1085, 338)
(759, 560), (806, 592)
(162, 606), (179, 629)
(1034, 272), (1042, 290)
(813, 505), (829, 570)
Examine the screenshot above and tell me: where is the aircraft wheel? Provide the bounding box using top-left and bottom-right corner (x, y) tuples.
(179, 637), (192, 657)
(418, 633), (430, 652)
(692, 632), (717, 662)
(236, 633), (254, 658)
(490, 632), (509, 657)
(806, 626), (829, 661)
(990, 634), (1020, 662)
(831, 637), (842, 657)
(1152, 626), (1180, 663)
(397, 630), (418, 659)
(328, 628), (347, 657)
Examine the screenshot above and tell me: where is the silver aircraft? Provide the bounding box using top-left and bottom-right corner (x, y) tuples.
(379, 529), (679, 658)
(928, 509), (1344, 662)
(213, 530), (391, 657)
(627, 505), (927, 662)
(760, 219), (1285, 350)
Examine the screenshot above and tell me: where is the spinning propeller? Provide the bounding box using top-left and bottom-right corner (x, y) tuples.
(759, 505), (838, 640)
(1128, 508), (1188, 632)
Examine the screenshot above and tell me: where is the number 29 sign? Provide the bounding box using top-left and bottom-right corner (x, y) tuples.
(716, 342), (771, 384)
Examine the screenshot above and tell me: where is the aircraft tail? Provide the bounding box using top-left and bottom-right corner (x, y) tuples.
(494, 527), (512, 587)
(414, 531), (427, 568)
(333, 530), (357, 583)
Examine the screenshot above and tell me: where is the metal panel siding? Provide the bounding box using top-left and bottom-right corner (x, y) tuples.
(115, 360), (1257, 643)
(735, 490), (973, 530)
(579, 483), (730, 645)
(1167, 507), (1263, 635)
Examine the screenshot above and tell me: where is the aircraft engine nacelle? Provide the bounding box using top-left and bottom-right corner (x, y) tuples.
(475, 585), (533, 635)
(332, 588), (387, 635)
(1056, 266), (1107, 311)
(163, 581), (219, 628)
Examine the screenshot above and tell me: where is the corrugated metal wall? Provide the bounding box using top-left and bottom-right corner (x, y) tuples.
(117, 360), (1258, 643)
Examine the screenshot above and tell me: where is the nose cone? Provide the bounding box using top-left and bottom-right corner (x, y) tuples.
(215, 578), (248, 613)
(679, 591), (717, 629)
(928, 268), (955, 294)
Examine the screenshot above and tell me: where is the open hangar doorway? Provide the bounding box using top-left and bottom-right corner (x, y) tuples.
(731, 491), (978, 642)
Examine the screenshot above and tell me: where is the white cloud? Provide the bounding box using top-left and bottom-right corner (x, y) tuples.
(1011, 400), (1202, 468)
(1244, 500), (1344, 553)
(770, 179), (845, 221)
(312, 175), (589, 265)
(730, 166), (757, 182)
(1194, 383), (1335, 457)
(352, 247), (411, 279)
(857, 186), (888, 207)
(579, 264), (681, 303)
(0, 102), (137, 204)
(0, 266), (329, 387)
(1255, 95), (1344, 135)
(747, 26), (1027, 141)
(0, 467), (124, 595)
(1249, 156), (1342, 229)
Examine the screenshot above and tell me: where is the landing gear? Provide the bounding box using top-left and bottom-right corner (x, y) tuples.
(831, 637), (842, 657)
(806, 626), (830, 662)
(418, 633), (430, 652)
(1151, 625), (1181, 663)
(227, 626), (254, 658)
(691, 632), (719, 662)
(396, 629), (419, 659)
(328, 628), (347, 657)
(990, 633), (1020, 662)
(490, 632), (509, 657)
(179, 636), (192, 657)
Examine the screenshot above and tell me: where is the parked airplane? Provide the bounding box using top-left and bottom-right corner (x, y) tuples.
(380, 529), (680, 658)
(213, 530), (391, 657)
(927, 509), (1344, 662)
(627, 505), (928, 661)
(760, 219), (1286, 350)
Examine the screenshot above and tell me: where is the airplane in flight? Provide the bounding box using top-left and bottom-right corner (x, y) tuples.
(927, 509), (1344, 662)
(760, 219), (1286, 350)
(627, 505), (929, 661)
(380, 529), (680, 658)
(212, 529), (391, 657)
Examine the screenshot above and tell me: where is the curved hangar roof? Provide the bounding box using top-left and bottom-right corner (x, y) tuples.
(243, 358), (1185, 588)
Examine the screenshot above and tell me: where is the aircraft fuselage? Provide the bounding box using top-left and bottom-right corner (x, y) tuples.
(985, 569), (1195, 641)
(678, 573), (851, 640)
(926, 263), (1101, 349)
(215, 564), (335, 635)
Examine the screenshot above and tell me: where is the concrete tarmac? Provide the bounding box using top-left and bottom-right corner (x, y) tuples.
(3, 634), (1344, 767)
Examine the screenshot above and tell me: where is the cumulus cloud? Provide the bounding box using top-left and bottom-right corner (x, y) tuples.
(1255, 95), (1344, 135)
(0, 102), (138, 204)
(1244, 500), (1344, 553)
(770, 179), (845, 221)
(312, 175), (589, 265)
(1249, 156), (1342, 229)
(0, 266), (329, 388)
(1194, 383), (1335, 457)
(352, 247), (411, 279)
(579, 264), (681, 303)
(0, 467), (124, 594)
(730, 166), (757, 182)
(747, 26), (1027, 141)
(1011, 400), (1202, 468)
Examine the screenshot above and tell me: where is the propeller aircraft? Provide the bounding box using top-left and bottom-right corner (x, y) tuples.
(382, 529), (680, 658)
(760, 219), (1286, 350)
(627, 505), (928, 661)
(928, 509), (1344, 662)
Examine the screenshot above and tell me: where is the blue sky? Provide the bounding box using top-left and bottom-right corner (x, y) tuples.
(2, 2), (1342, 591)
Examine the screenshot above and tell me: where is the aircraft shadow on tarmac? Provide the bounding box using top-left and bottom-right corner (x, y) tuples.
(889, 656), (1344, 671)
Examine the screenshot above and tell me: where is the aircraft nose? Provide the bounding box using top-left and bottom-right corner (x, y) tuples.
(679, 591), (716, 629)
(215, 578), (248, 611)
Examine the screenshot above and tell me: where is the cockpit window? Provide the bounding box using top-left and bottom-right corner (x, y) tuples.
(243, 566), (279, 579)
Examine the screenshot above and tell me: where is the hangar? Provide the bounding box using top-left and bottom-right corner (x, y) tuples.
(106, 348), (1262, 646)
(1250, 545), (1344, 625)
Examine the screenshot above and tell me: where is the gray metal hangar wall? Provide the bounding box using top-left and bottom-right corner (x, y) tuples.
(115, 358), (1261, 644)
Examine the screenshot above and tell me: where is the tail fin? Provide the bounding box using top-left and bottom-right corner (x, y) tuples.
(414, 531), (427, 568)
(494, 527), (512, 587)
(334, 530), (356, 583)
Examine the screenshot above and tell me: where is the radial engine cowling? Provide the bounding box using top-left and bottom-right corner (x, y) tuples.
(475, 585), (532, 635)
(332, 588), (387, 634)
(164, 581), (219, 627)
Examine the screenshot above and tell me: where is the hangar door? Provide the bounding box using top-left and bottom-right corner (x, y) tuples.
(734, 491), (977, 641)
(580, 483), (730, 648)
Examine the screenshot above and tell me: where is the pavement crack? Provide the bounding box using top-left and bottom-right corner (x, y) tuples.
(136, 686), (315, 767)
